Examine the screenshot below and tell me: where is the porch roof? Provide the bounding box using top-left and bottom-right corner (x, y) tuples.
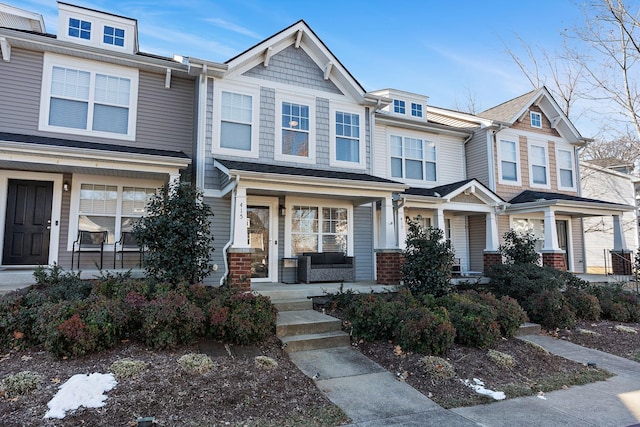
(403, 178), (505, 207)
(507, 190), (635, 216)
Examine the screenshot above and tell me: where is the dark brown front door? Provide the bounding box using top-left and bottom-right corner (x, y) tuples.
(556, 220), (569, 270)
(3, 179), (53, 265)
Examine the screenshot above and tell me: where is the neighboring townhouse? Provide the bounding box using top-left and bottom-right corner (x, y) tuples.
(580, 162), (639, 274)
(0, 3), (202, 270)
(431, 87), (636, 274)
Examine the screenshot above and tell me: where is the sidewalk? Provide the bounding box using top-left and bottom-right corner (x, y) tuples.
(288, 335), (640, 427)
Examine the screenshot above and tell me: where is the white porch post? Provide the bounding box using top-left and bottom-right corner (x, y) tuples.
(542, 208), (560, 251)
(397, 204), (407, 250)
(434, 207), (446, 240)
(168, 173), (181, 187)
(485, 211), (500, 251)
(380, 196), (396, 249)
(613, 214), (628, 251)
(232, 186), (249, 249)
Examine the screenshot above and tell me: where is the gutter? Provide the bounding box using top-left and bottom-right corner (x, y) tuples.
(220, 174), (240, 286)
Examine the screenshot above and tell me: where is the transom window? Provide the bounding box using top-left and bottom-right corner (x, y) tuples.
(499, 139), (518, 183)
(393, 100), (406, 114)
(411, 103), (423, 118)
(103, 26), (125, 47)
(557, 149), (575, 189)
(530, 111), (542, 128)
(221, 91), (253, 151)
(69, 18), (91, 40)
(335, 111), (360, 162)
(281, 102), (309, 157)
(391, 135), (436, 181)
(291, 206), (348, 255)
(530, 144), (548, 185)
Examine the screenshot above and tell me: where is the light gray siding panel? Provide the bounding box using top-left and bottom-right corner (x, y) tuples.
(466, 130), (490, 187)
(354, 204), (374, 281)
(57, 173), (73, 268)
(244, 45), (342, 95)
(204, 79), (217, 189)
(0, 48), (43, 134)
(259, 87), (276, 160)
(315, 97), (330, 167)
(571, 217), (585, 273)
(203, 196), (231, 286)
(467, 215), (485, 272)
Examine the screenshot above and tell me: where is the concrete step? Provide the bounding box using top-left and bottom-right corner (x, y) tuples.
(276, 310), (342, 337)
(280, 330), (351, 353)
(272, 298), (313, 312)
(515, 322), (542, 336)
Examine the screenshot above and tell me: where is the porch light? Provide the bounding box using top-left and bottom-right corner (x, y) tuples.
(280, 205), (286, 216)
(63, 181), (70, 192)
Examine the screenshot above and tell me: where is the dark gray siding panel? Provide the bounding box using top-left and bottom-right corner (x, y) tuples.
(354, 204), (374, 281)
(203, 196), (231, 286)
(57, 173), (73, 268)
(468, 215), (485, 272)
(0, 48), (43, 134)
(466, 130), (490, 187)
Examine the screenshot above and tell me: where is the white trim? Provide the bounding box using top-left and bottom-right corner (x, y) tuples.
(67, 174), (163, 252)
(247, 196), (279, 283)
(329, 102), (366, 169)
(0, 171), (63, 267)
(39, 53), (138, 141)
(211, 81), (260, 158)
(497, 136), (521, 186)
(274, 91), (316, 164)
(556, 145), (577, 191)
(528, 139), (551, 189)
(388, 131), (438, 185)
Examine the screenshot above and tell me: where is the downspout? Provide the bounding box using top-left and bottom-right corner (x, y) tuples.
(576, 143), (587, 273)
(220, 175), (239, 286)
(488, 124), (505, 191)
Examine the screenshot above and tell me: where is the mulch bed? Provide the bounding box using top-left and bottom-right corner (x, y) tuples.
(555, 320), (640, 361)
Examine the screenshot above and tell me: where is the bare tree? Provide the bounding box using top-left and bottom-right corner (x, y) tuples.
(454, 86), (482, 114)
(581, 131), (640, 174)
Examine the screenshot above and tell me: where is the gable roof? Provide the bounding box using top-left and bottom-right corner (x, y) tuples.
(404, 178), (504, 205)
(509, 189), (633, 209)
(478, 90), (536, 122)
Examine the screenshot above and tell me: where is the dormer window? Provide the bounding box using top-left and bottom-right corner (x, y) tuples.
(411, 103), (422, 118)
(530, 111), (542, 128)
(68, 18), (91, 40)
(393, 100), (405, 114)
(103, 26), (125, 47)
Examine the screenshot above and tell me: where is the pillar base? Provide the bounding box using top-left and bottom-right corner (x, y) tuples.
(611, 250), (632, 275)
(375, 249), (404, 285)
(483, 251), (502, 272)
(227, 248), (253, 291)
(542, 251), (566, 271)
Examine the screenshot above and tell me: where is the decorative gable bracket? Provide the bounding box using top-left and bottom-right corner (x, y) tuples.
(0, 37), (10, 62)
(295, 29), (303, 48)
(263, 46), (273, 67)
(549, 115), (562, 128)
(324, 61), (333, 80)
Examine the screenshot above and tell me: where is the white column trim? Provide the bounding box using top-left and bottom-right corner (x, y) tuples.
(232, 186), (249, 249)
(542, 208), (560, 251)
(485, 211), (500, 251)
(612, 214), (628, 251)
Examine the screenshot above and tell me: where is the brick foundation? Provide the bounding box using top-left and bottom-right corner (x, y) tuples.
(227, 250), (252, 291)
(483, 252), (502, 272)
(375, 250), (404, 285)
(611, 251), (632, 275)
(542, 252), (566, 271)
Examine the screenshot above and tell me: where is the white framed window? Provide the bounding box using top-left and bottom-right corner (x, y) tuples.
(287, 200), (352, 256)
(103, 26), (125, 47)
(498, 138), (520, 185)
(556, 147), (576, 190)
(512, 217), (544, 254)
(393, 99), (405, 114)
(39, 54), (138, 140)
(212, 83), (259, 158)
(330, 104), (365, 168)
(530, 111), (542, 128)
(275, 93), (315, 163)
(391, 135), (437, 182)
(529, 142), (550, 187)
(68, 17), (91, 40)
(411, 102), (423, 118)
(68, 175), (161, 249)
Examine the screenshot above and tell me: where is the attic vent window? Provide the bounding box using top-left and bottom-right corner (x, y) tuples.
(530, 111), (542, 128)
(393, 99), (405, 114)
(104, 26), (125, 47)
(69, 18), (91, 40)
(411, 103), (422, 118)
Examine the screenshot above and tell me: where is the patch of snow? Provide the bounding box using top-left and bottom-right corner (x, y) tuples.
(461, 378), (506, 400)
(44, 373), (117, 419)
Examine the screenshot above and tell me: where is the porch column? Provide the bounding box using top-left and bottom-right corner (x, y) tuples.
(228, 186), (251, 290)
(232, 186), (249, 249)
(397, 204), (407, 250)
(169, 173), (181, 187)
(542, 208), (560, 251)
(434, 207), (446, 241)
(611, 214), (632, 274)
(483, 211), (502, 272)
(612, 214), (628, 251)
(380, 196), (396, 249)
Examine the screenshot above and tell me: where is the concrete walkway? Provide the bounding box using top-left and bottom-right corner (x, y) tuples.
(288, 336), (640, 427)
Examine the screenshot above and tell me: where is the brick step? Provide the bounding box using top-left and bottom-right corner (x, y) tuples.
(515, 322), (542, 336)
(280, 330), (351, 353)
(271, 298), (313, 312)
(276, 310), (342, 337)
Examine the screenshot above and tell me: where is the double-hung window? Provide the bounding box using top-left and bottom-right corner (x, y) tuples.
(390, 135), (436, 181)
(40, 54), (137, 139)
(221, 91), (252, 151)
(290, 205), (349, 255)
(335, 111), (360, 163)
(499, 139), (519, 184)
(557, 148), (576, 189)
(275, 94), (315, 162)
(529, 143), (549, 186)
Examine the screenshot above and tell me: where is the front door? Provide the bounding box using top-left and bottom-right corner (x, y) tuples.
(556, 220), (569, 270)
(247, 197), (278, 282)
(3, 179), (53, 265)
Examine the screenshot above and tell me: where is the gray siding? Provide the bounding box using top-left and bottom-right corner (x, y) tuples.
(243, 45), (342, 95)
(468, 215), (486, 272)
(57, 173), (73, 269)
(465, 130), (490, 187)
(203, 196), (231, 286)
(0, 48), (43, 134)
(571, 217), (585, 273)
(259, 87), (276, 160)
(354, 204), (374, 280)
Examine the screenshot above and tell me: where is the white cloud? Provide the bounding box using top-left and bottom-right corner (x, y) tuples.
(138, 23), (238, 59)
(204, 17), (261, 40)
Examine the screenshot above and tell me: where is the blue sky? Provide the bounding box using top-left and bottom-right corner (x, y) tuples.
(9, 0), (592, 131)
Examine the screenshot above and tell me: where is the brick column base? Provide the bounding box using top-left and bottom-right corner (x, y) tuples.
(375, 249), (404, 285)
(542, 252), (566, 271)
(611, 251), (632, 275)
(483, 251), (502, 273)
(227, 249), (253, 291)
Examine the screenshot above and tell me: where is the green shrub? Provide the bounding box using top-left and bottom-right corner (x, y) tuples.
(2, 371), (42, 397)
(222, 292), (276, 345)
(462, 291), (528, 338)
(347, 294), (403, 342)
(525, 289), (576, 329)
(83, 295), (130, 350)
(393, 306), (455, 355)
(33, 264), (93, 302)
(401, 220), (454, 297)
(564, 289), (601, 321)
(439, 293), (501, 348)
(498, 230), (540, 265)
(91, 271), (152, 301)
(590, 284), (640, 322)
(140, 291), (205, 349)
